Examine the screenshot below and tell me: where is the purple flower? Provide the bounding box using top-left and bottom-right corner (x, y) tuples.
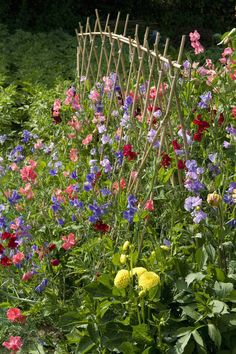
(86, 173), (95, 183)
(83, 182), (93, 191)
(70, 170), (77, 179)
(226, 125), (236, 135)
(223, 141), (231, 148)
(208, 153), (217, 163)
(191, 209), (207, 224)
(184, 179), (205, 193)
(198, 91), (212, 109)
(101, 134), (111, 145)
(101, 188), (111, 196)
(184, 196), (202, 211)
(100, 158), (112, 173)
(8, 145), (24, 163)
(183, 60), (191, 69)
(223, 182), (236, 205)
(35, 279), (48, 293)
(22, 130), (32, 143)
(114, 150), (123, 165)
(163, 239), (171, 247)
(8, 191), (21, 205)
(98, 125), (107, 134)
(123, 195), (137, 223)
(51, 196), (62, 213)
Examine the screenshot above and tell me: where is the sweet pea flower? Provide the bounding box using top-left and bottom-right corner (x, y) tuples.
(2, 336), (23, 352)
(82, 134), (93, 145)
(69, 148), (78, 162)
(6, 308), (26, 323)
(61, 233), (76, 250)
(12, 252), (25, 265)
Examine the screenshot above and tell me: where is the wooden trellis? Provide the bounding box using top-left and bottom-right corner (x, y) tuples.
(76, 10), (189, 193)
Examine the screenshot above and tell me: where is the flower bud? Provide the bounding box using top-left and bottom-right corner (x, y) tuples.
(207, 192), (222, 206)
(120, 254), (127, 264)
(122, 241), (130, 251)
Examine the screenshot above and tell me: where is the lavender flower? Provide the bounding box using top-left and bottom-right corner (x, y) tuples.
(184, 196), (202, 211)
(100, 158), (112, 173)
(198, 91), (212, 109)
(35, 279), (48, 293)
(123, 195), (137, 223)
(226, 125), (236, 136)
(191, 209), (207, 224)
(223, 182), (236, 205)
(0, 135), (7, 144)
(8, 191), (21, 205)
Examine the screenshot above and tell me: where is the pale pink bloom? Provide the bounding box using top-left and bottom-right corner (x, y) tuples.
(67, 116), (82, 131)
(222, 47), (233, 57)
(15, 204), (24, 212)
(219, 57), (227, 64)
(130, 171), (138, 180)
(191, 40), (204, 55)
(64, 97), (72, 105)
(34, 139), (43, 149)
(22, 271), (34, 281)
(149, 86), (157, 99)
(206, 71), (217, 86)
(72, 95), (80, 110)
(10, 163), (19, 171)
(53, 99), (61, 111)
(61, 233), (76, 250)
(89, 90), (100, 102)
(2, 336), (23, 352)
(144, 199), (154, 211)
(67, 133), (76, 139)
(10, 217), (22, 230)
(158, 83), (168, 96)
(189, 30), (200, 42)
(197, 67), (209, 76)
(19, 183), (34, 200)
(28, 159), (37, 168)
(230, 70), (236, 80)
(82, 134), (93, 145)
(192, 62), (200, 69)
(69, 148), (78, 162)
(12, 252), (25, 265)
(205, 58), (213, 69)
(63, 171), (70, 177)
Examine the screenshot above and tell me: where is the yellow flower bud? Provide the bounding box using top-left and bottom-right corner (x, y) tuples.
(122, 241), (130, 251)
(207, 192), (222, 206)
(114, 270), (130, 289)
(138, 290), (147, 297)
(130, 267), (147, 278)
(138, 271), (160, 291)
(120, 254), (127, 264)
(160, 245), (169, 251)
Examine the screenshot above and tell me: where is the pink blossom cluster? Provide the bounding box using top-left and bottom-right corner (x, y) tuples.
(189, 30), (204, 55)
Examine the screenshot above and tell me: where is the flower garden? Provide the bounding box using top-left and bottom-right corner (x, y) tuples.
(0, 14), (235, 354)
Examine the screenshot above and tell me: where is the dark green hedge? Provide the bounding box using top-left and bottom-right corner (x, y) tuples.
(0, 0), (235, 35)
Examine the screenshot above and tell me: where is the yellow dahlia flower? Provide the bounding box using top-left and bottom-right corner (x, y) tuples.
(130, 267), (147, 278)
(114, 269), (130, 289)
(138, 271), (160, 291)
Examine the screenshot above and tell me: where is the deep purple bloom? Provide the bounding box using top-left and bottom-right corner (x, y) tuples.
(114, 150), (123, 165)
(223, 182), (236, 205)
(8, 191), (21, 205)
(22, 130), (32, 143)
(35, 279), (48, 293)
(70, 170), (77, 179)
(83, 182), (93, 191)
(101, 188), (111, 196)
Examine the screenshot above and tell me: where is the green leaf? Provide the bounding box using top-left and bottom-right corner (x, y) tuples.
(208, 323), (222, 348)
(181, 305), (200, 321)
(192, 330), (205, 348)
(185, 272), (206, 286)
(210, 300), (229, 316)
(76, 336), (96, 354)
(173, 332), (192, 354)
(84, 281), (113, 298)
(214, 282), (234, 299)
(132, 324), (153, 345)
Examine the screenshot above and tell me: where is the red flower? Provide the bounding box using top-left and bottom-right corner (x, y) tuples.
(1, 256), (12, 267)
(172, 140), (181, 151)
(193, 115), (210, 132)
(0, 244), (5, 254)
(218, 113), (224, 126)
(48, 243), (56, 251)
(51, 259), (60, 266)
(232, 107), (236, 118)
(161, 153), (171, 168)
(177, 159), (185, 170)
(8, 236), (18, 249)
(1, 232), (14, 240)
(123, 145), (137, 161)
(193, 132), (203, 142)
(93, 221), (110, 233)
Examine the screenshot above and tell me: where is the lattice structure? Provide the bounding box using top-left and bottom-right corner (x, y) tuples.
(76, 10), (189, 194)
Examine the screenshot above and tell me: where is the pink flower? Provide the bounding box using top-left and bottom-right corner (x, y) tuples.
(34, 139), (43, 149)
(144, 199), (154, 211)
(67, 116), (82, 131)
(149, 86), (157, 99)
(130, 171), (138, 180)
(53, 99), (61, 111)
(189, 30), (200, 42)
(10, 163), (19, 171)
(22, 271), (34, 281)
(89, 90), (100, 102)
(69, 148), (78, 162)
(61, 233), (76, 250)
(82, 134), (93, 145)
(12, 252), (25, 265)
(222, 47), (233, 57)
(19, 183), (34, 200)
(20, 164), (37, 183)
(6, 308), (26, 324)
(230, 70), (236, 80)
(232, 107), (236, 118)
(2, 336), (23, 352)
(219, 57), (227, 64)
(191, 41), (204, 55)
(205, 58), (213, 69)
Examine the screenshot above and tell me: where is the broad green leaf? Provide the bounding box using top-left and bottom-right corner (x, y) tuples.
(210, 300), (229, 316)
(208, 323), (222, 348)
(173, 332), (192, 354)
(192, 330), (204, 348)
(214, 282), (234, 299)
(181, 305), (200, 321)
(185, 272), (206, 286)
